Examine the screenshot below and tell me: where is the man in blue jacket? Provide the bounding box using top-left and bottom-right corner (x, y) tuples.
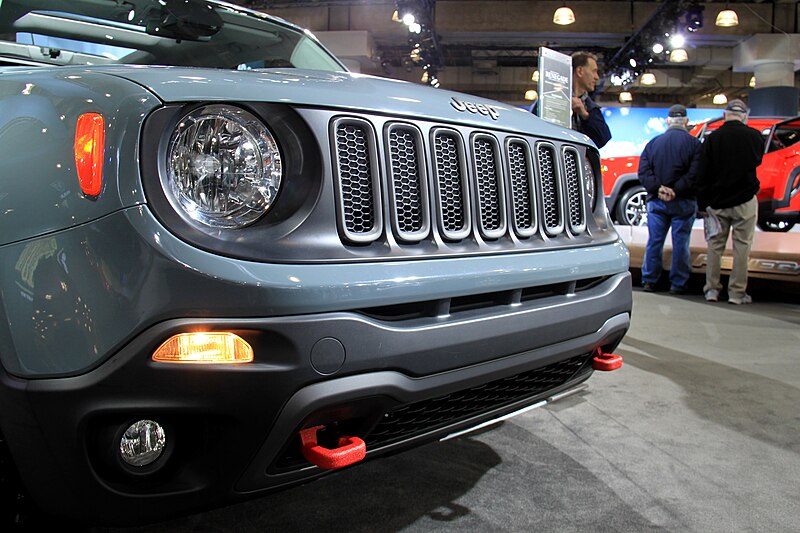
(570, 51), (612, 148)
(637, 104), (701, 294)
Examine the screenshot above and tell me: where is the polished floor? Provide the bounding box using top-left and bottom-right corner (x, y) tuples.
(92, 278), (800, 533)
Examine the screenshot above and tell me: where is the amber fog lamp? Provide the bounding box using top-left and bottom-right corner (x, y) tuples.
(74, 112), (105, 196)
(153, 332), (253, 364)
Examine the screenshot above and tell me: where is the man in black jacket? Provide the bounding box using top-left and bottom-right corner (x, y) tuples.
(697, 99), (764, 304)
(570, 51), (612, 148)
(638, 104), (701, 294)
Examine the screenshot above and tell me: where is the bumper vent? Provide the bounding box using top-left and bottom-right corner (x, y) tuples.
(331, 117), (589, 245)
(366, 352), (591, 448)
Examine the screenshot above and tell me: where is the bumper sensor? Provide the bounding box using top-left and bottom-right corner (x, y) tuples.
(299, 425), (366, 469)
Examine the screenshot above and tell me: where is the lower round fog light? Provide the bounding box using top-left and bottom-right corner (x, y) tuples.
(119, 420), (166, 467)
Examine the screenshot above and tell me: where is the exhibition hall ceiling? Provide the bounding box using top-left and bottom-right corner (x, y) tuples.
(231, 1), (800, 108)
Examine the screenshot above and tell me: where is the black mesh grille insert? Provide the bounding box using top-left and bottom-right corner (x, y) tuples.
(433, 132), (467, 235)
(366, 353), (591, 448)
(507, 141), (534, 233)
(388, 127), (425, 235)
(537, 144), (561, 232)
(473, 137), (503, 233)
(564, 150), (584, 229)
(335, 123), (375, 235)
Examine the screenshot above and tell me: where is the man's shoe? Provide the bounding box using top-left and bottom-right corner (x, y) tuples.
(728, 294), (752, 305)
(643, 282), (656, 292)
(669, 286), (687, 295)
(704, 289), (719, 302)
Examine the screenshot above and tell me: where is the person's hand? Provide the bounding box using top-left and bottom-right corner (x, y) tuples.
(571, 97), (589, 120)
(657, 185), (676, 202)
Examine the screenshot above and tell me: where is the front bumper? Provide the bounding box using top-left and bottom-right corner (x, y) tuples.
(1, 271), (630, 525)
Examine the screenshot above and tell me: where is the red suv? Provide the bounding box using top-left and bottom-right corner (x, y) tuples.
(602, 116), (800, 232)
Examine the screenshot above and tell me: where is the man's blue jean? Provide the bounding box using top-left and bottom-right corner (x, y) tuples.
(642, 198), (697, 290)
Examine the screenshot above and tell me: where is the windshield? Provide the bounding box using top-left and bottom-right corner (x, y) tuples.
(0, 0), (345, 71)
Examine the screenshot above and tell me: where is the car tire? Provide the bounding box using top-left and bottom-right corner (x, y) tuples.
(615, 185), (648, 226)
(757, 219), (795, 232)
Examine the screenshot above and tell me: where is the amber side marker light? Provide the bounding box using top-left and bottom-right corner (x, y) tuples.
(74, 112), (105, 196)
(153, 332), (254, 364)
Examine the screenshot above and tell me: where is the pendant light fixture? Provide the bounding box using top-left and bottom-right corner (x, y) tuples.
(712, 94), (728, 105)
(619, 91), (633, 103)
(553, 5), (575, 25)
(640, 73), (657, 85)
(669, 48), (689, 63)
(715, 8), (739, 27)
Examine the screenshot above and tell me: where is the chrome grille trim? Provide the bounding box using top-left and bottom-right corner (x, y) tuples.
(505, 138), (538, 238)
(471, 133), (507, 240)
(563, 146), (587, 234)
(328, 114), (590, 247)
(431, 128), (472, 241)
(535, 142), (565, 237)
(331, 117), (383, 243)
(385, 123), (430, 242)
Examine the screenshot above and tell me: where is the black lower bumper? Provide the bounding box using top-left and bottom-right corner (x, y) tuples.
(0, 272), (631, 525)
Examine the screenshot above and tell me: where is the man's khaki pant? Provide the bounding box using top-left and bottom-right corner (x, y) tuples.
(703, 196), (758, 300)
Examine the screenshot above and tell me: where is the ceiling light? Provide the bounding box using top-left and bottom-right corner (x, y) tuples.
(532, 70), (539, 82)
(715, 9), (739, 27)
(749, 75), (756, 88)
(712, 94), (728, 105)
(652, 43), (664, 54)
(629, 58), (637, 68)
(421, 71), (429, 83)
(408, 22), (421, 34)
(619, 91), (633, 103)
(524, 89), (538, 101)
(669, 48), (688, 63)
(391, 10), (401, 22)
(670, 34), (685, 48)
(640, 73), (656, 85)
(402, 13), (415, 26)
(553, 6), (575, 25)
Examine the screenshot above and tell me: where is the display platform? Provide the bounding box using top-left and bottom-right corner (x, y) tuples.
(615, 225), (800, 282)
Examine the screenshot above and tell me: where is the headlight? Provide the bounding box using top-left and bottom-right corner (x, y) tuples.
(583, 152), (597, 210)
(165, 105), (282, 228)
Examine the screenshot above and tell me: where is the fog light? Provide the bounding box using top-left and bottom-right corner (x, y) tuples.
(152, 332), (253, 364)
(119, 420), (166, 467)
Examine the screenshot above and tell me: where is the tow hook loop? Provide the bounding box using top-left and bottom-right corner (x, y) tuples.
(299, 425), (366, 469)
(592, 350), (623, 371)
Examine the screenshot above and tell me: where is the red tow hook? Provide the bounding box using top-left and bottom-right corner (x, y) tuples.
(299, 425), (366, 469)
(592, 349), (624, 371)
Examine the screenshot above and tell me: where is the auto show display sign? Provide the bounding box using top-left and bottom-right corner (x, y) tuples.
(538, 47), (572, 129)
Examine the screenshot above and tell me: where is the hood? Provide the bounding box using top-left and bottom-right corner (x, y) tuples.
(94, 66), (591, 146)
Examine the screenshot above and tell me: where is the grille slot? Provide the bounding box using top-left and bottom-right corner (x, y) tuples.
(563, 147), (586, 233)
(536, 143), (564, 236)
(386, 124), (429, 241)
(432, 129), (471, 241)
(366, 353), (592, 449)
(472, 134), (506, 239)
(506, 139), (537, 237)
(332, 118), (382, 242)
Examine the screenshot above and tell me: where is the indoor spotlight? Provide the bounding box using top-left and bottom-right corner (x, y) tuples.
(652, 43), (664, 54)
(712, 94), (728, 105)
(629, 58), (637, 68)
(553, 6), (575, 25)
(402, 13), (415, 26)
(670, 34), (685, 48)
(669, 48), (688, 63)
(715, 9), (739, 27)
(640, 73), (656, 85)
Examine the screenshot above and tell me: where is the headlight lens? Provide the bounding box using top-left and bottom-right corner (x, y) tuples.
(583, 152), (597, 210)
(165, 105), (282, 228)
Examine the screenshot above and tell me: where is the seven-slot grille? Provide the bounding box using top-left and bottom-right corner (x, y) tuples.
(332, 118), (588, 244)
